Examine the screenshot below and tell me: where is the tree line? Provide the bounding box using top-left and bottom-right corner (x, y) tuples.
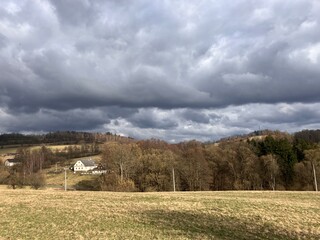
(82, 132), (320, 192)
(1, 129), (320, 191)
(0, 131), (133, 146)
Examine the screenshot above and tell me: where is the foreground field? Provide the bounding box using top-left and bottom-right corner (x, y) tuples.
(0, 188), (319, 240)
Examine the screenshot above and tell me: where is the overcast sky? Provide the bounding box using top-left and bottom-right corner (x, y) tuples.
(1, 0), (320, 142)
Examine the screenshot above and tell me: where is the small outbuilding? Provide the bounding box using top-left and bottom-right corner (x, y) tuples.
(4, 159), (21, 167)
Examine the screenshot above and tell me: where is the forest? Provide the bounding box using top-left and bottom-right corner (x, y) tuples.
(1, 129), (320, 191)
(96, 130), (320, 192)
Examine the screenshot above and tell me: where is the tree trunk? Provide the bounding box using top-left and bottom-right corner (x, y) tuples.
(120, 163), (123, 182)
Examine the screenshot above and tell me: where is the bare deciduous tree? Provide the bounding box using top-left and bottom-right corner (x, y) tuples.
(305, 149), (320, 191)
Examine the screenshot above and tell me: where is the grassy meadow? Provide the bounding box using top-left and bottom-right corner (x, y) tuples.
(0, 188), (319, 240)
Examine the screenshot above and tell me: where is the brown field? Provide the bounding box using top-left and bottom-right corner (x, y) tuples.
(0, 144), (86, 155)
(29, 144), (81, 152)
(0, 188), (319, 240)
(0, 147), (19, 156)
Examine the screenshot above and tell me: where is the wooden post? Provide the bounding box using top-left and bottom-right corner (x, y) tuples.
(64, 168), (68, 191)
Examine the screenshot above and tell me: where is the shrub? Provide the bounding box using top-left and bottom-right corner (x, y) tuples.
(29, 172), (46, 190)
(99, 173), (136, 192)
(75, 179), (100, 191)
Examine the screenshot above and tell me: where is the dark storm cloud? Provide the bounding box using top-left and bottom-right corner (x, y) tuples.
(1, 108), (108, 132)
(0, 106), (139, 133)
(180, 110), (211, 124)
(48, 0), (95, 26)
(2, 0), (320, 111)
(129, 109), (178, 130)
(1, 0), (320, 140)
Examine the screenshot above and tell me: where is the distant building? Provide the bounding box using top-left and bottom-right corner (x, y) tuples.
(4, 159), (21, 167)
(92, 163), (107, 175)
(73, 159), (97, 172)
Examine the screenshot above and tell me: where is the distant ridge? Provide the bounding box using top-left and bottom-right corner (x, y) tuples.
(215, 129), (292, 144)
(0, 131), (134, 146)
(1, 129), (320, 146)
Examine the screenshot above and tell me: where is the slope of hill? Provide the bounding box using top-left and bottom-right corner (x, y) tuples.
(215, 129), (292, 144)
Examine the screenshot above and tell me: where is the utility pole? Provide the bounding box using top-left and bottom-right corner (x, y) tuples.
(64, 168), (68, 191)
(172, 167), (176, 192)
(312, 162), (318, 192)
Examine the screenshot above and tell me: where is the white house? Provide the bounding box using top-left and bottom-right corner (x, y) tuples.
(4, 159), (21, 167)
(73, 159), (97, 172)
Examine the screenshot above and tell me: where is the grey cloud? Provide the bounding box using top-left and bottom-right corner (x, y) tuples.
(1, 0), (320, 141)
(180, 109), (211, 124)
(129, 109), (178, 130)
(1, 108), (109, 132)
(48, 0), (94, 26)
(0, 34), (7, 48)
(216, 103), (320, 132)
(250, 104), (320, 126)
(2, 0), (320, 111)
(0, 106), (140, 133)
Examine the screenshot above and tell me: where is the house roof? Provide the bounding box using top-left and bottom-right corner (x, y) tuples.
(79, 159), (96, 166)
(5, 159), (20, 163)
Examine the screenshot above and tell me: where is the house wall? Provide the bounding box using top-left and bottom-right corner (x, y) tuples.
(74, 166), (96, 172)
(74, 161), (84, 172)
(4, 161), (18, 167)
(5, 161), (13, 167)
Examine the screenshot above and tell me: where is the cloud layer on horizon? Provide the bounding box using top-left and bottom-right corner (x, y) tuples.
(0, 0), (320, 142)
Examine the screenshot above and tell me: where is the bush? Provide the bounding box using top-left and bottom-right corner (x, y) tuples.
(29, 172), (46, 190)
(99, 173), (136, 192)
(0, 167), (10, 184)
(75, 179), (100, 191)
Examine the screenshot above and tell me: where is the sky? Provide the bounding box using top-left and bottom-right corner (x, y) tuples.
(1, 0), (320, 142)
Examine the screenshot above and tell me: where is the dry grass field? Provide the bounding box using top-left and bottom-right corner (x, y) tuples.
(0, 147), (19, 157)
(0, 144), (83, 156)
(0, 188), (319, 240)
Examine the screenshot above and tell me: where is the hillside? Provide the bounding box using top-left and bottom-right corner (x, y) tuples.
(215, 129), (292, 144)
